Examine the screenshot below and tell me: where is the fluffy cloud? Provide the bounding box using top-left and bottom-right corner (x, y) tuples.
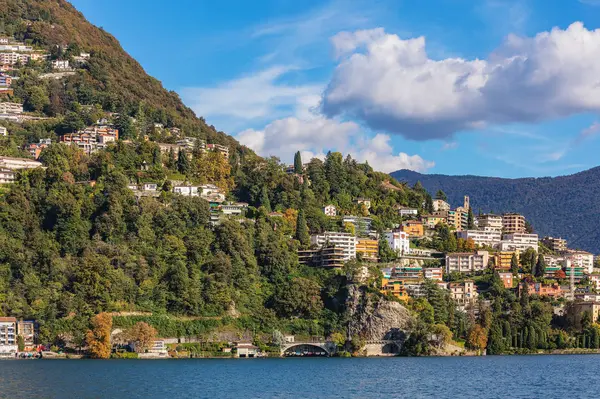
(322, 22), (600, 140)
(237, 118), (434, 173)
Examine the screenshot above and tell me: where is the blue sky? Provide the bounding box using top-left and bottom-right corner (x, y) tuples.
(70, 0), (600, 178)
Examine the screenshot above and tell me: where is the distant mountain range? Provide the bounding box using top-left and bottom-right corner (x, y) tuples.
(391, 167), (600, 254)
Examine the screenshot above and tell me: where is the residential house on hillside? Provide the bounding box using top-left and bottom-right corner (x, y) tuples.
(541, 236), (567, 252)
(502, 213), (526, 234)
(311, 232), (356, 261)
(323, 204), (337, 217)
(457, 230), (501, 248)
(402, 220), (424, 237)
(445, 251), (490, 273)
(385, 230), (410, 254)
(499, 233), (539, 252)
(395, 205), (418, 217)
(433, 199), (450, 212)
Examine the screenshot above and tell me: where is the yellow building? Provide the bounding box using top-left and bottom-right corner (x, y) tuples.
(421, 214), (447, 229)
(402, 220), (424, 237)
(494, 251), (517, 270)
(357, 238), (379, 262)
(381, 278), (409, 301)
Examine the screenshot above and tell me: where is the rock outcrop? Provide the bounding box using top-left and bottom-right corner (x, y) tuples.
(346, 285), (413, 342)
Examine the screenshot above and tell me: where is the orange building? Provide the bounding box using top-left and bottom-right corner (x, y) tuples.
(381, 278), (409, 301)
(402, 220), (424, 237)
(519, 282), (563, 298)
(356, 238), (379, 262)
(497, 272), (513, 288)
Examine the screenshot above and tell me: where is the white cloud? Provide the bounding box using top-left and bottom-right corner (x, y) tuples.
(180, 66), (322, 124)
(237, 118), (434, 173)
(322, 23), (600, 140)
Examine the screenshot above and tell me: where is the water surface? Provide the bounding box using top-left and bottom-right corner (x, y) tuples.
(0, 355), (597, 398)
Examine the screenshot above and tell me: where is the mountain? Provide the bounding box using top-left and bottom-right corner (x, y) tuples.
(391, 167), (600, 254)
(0, 0), (244, 152)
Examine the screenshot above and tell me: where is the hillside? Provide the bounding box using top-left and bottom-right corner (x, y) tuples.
(0, 0), (243, 151)
(391, 167), (600, 253)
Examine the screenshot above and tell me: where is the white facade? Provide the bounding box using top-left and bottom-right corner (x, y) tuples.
(0, 318), (17, 353)
(499, 233), (538, 252)
(323, 204), (337, 217)
(51, 60), (70, 70)
(0, 168), (15, 184)
(0, 102), (23, 114)
(385, 230), (410, 254)
(173, 185), (199, 196)
(445, 251), (490, 273)
(477, 214), (503, 232)
(457, 230), (501, 248)
(311, 232), (357, 261)
(221, 203), (247, 216)
(424, 267), (443, 282)
(0, 156), (42, 170)
(397, 207), (418, 217)
(568, 251), (595, 274)
(433, 199), (450, 212)
(0, 127), (6, 136)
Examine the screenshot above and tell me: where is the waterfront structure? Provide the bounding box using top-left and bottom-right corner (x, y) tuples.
(0, 317), (17, 353)
(235, 342), (259, 358)
(356, 238), (379, 262)
(499, 233), (539, 252)
(17, 320), (36, 350)
(311, 232), (356, 261)
(445, 251), (489, 273)
(385, 230), (410, 254)
(323, 204), (337, 217)
(502, 213), (526, 234)
(456, 230), (501, 248)
(541, 236), (567, 252)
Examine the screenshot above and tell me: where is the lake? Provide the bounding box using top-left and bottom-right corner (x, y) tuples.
(0, 355), (597, 398)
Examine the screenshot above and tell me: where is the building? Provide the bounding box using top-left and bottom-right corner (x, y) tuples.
(25, 138), (51, 159)
(421, 214), (447, 229)
(356, 238), (379, 262)
(499, 233), (539, 252)
(381, 279), (409, 301)
(432, 199), (450, 212)
(567, 302), (600, 329)
(520, 282), (563, 298)
(498, 272), (514, 288)
(0, 102), (23, 114)
(402, 220), (424, 237)
(477, 214), (503, 232)
(541, 237), (567, 252)
(446, 280), (478, 306)
(494, 251), (516, 270)
(385, 230), (410, 254)
(173, 185), (199, 196)
(0, 168), (15, 184)
(0, 317), (17, 353)
(457, 230), (501, 248)
(16, 320), (36, 350)
(311, 232), (356, 261)
(565, 250), (595, 274)
(445, 251), (490, 274)
(0, 74), (11, 87)
(502, 213), (526, 234)
(220, 202), (248, 216)
(0, 52), (30, 65)
(342, 215), (373, 236)
(323, 204), (337, 217)
(354, 197), (372, 210)
(396, 206), (418, 217)
(0, 156), (42, 171)
(206, 143), (229, 158)
(0, 38), (9, 45)
(423, 267), (443, 282)
(446, 210), (467, 231)
(298, 246), (345, 268)
(51, 60), (70, 70)
(235, 342), (259, 358)
(0, 126), (6, 136)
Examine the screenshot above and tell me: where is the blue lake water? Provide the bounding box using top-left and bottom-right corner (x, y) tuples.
(0, 355), (597, 398)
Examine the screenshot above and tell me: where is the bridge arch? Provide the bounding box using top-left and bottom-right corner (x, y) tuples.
(282, 343), (330, 357)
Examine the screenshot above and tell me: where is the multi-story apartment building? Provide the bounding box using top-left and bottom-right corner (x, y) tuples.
(356, 238), (379, 262)
(566, 250), (595, 274)
(423, 267), (443, 281)
(0, 168), (15, 184)
(541, 236), (567, 252)
(498, 272), (513, 288)
(206, 143), (229, 158)
(402, 220), (424, 237)
(433, 199), (450, 212)
(446, 280), (478, 306)
(311, 232), (357, 261)
(446, 209), (467, 231)
(396, 206), (418, 217)
(0, 73), (12, 87)
(499, 233), (538, 252)
(0, 52), (29, 65)
(0, 317), (17, 353)
(422, 214), (447, 229)
(0, 126), (6, 136)
(0, 102), (23, 114)
(25, 138), (52, 159)
(0, 156), (42, 171)
(445, 251), (490, 273)
(457, 230), (501, 248)
(494, 251), (516, 270)
(477, 214), (503, 232)
(342, 216), (373, 236)
(298, 246), (345, 268)
(385, 230), (410, 254)
(502, 213), (526, 234)
(520, 282), (563, 298)
(17, 320), (36, 349)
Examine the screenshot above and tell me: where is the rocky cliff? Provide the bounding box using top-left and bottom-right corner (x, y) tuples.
(346, 285), (413, 341)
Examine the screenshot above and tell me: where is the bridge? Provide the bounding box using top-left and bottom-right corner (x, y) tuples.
(280, 341), (334, 357)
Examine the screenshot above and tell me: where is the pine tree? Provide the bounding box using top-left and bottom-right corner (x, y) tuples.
(435, 190), (447, 201)
(425, 194), (434, 213)
(467, 207), (475, 229)
(295, 209), (310, 248)
(177, 149), (190, 175)
(260, 185), (271, 212)
(294, 151), (303, 174)
(534, 254), (546, 278)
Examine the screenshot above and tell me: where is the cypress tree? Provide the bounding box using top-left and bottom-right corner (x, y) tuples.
(511, 253), (519, 275)
(177, 149), (190, 175)
(294, 151), (303, 174)
(467, 207), (475, 229)
(260, 185), (271, 212)
(295, 209), (310, 248)
(535, 255), (546, 278)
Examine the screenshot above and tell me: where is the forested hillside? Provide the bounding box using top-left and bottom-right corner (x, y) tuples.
(391, 168), (600, 253)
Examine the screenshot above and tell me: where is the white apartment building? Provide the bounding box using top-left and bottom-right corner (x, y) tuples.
(0, 102), (23, 114)
(424, 267), (443, 282)
(447, 280), (478, 306)
(323, 204), (337, 217)
(567, 251), (595, 274)
(0, 44), (33, 52)
(220, 202), (248, 216)
(0, 126), (6, 136)
(433, 199), (450, 212)
(499, 233), (539, 252)
(0, 168), (16, 184)
(0, 52), (30, 65)
(385, 230), (410, 254)
(397, 207), (418, 217)
(311, 232), (357, 261)
(173, 185), (199, 196)
(51, 60), (70, 70)
(477, 214), (503, 232)
(0, 317), (17, 354)
(457, 230), (501, 248)
(0, 156), (42, 170)
(445, 251), (490, 273)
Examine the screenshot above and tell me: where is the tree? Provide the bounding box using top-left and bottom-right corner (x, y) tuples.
(435, 190), (447, 201)
(127, 322), (157, 353)
(295, 209), (310, 248)
(511, 253), (519, 274)
(378, 236), (397, 262)
(177, 149), (190, 175)
(535, 255), (546, 278)
(17, 335), (24, 352)
(467, 324), (488, 353)
(294, 151), (303, 174)
(259, 185), (271, 212)
(272, 330), (285, 348)
(86, 313), (112, 359)
(467, 207), (475, 229)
